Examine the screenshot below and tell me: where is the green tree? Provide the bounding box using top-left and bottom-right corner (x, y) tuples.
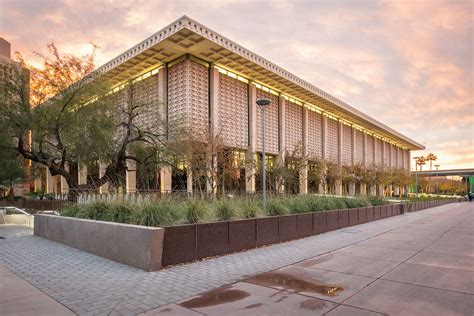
(0, 43), (163, 200)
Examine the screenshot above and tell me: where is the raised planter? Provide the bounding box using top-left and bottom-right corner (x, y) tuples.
(34, 199), (458, 269)
(34, 215), (164, 271)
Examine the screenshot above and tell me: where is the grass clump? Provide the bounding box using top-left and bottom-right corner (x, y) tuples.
(215, 199), (236, 221)
(368, 196), (387, 206)
(103, 201), (134, 223)
(241, 199), (260, 218)
(133, 201), (178, 227)
(345, 197), (371, 208)
(266, 198), (288, 216)
(60, 204), (81, 217)
(186, 200), (207, 223)
(76, 201), (111, 220)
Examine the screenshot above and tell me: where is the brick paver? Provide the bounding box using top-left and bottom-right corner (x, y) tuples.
(0, 202), (467, 315)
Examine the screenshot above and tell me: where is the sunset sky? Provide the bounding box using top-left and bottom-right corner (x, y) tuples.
(1, 0), (473, 170)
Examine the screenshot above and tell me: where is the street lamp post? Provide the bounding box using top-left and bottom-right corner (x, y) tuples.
(435, 164), (440, 195)
(256, 98), (271, 212)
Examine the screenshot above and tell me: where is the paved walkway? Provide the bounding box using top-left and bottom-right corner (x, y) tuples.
(0, 202), (472, 315)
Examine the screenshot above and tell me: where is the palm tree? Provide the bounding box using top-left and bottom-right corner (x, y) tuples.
(426, 153), (437, 193)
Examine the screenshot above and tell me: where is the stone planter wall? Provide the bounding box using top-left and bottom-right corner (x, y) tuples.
(34, 215), (164, 271)
(34, 199), (457, 270)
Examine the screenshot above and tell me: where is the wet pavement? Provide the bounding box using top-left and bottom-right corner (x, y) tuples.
(149, 202), (474, 315)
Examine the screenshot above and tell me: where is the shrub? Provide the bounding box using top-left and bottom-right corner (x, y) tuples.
(186, 200), (206, 223)
(290, 196), (312, 214)
(266, 198), (288, 216)
(215, 199), (236, 221)
(102, 201), (134, 223)
(76, 201), (111, 220)
(345, 197), (370, 208)
(133, 201), (177, 227)
(331, 197), (347, 209)
(61, 205), (81, 217)
(368, 196), (387, 206)
(241, 199), (259, 218)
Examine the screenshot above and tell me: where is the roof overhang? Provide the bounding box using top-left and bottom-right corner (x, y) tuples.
(94, 15), (424, 150)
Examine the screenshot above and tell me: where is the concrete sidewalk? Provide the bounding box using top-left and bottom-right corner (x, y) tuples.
(0, 202), (472, 315)
(0, 265), (74, 315)
(148, 202), (474, 315)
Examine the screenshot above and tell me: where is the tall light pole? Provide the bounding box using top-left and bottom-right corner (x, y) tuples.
(256, 98), (271, 212)
(435, 164), (440, 195)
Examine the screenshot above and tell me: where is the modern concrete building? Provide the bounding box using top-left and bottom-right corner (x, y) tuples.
(38, 16), (424, 196)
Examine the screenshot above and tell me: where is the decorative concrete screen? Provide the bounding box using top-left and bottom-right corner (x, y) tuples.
(384, 141), (391, 168)
(405, 149), (410, 170)
(398, 147), (403, 169)
(256, 89), (279, 154)
(188, 60), (209, 140)
(284, 99), (303, 152)
(366, 134), (375, 166)
(167, 59), (209, 139)
(342, 124), (352, 166)
(355, 129), (364, 164)
(132, 74), (160, 134)
(168, 60), (187, 130)
(327, 118), (339, 162)
(375, 138), (383, 166)
(307, 109), (323, 157)
(391, 144), (397, 168)
(217, 73), (249, 149)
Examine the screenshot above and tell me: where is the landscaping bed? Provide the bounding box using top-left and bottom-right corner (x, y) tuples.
(33, 196), (460, 269)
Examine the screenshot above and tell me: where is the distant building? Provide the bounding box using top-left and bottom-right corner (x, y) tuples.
(0, 38), (32, 196)
(36, 16), (424, 196)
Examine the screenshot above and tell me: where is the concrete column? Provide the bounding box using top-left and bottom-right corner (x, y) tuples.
(277, 96), (286, 193)
(360, 183), (367, 196)
(394, 186), (400, 196)
(34, 177), (42, 192)
(337, 121), (343, 167)
(99, 163), (109, 194)
(335, 181), (343, 196)
(246, 83), (257, 193)
(209, 67), (219, 136)
(60, 163), (69, 194)
(78, 163), (88, 185)
(336, 121), (343, 196)
(158, 66), (168, 136)
(321, 114), (328, 194)
(351, 126), (356, 166)
(378, 185), (385, 197)
(160, 166), (172, 193)
(299, 107), (308, 194)
(388, 184), (393, 197)
(322, 115), (328, 160)
(349, 183), (356, 196)
(369, 185), (376, 196)
(126, 160), (137, 194)
(372, 135), (376, 166)
(45, 168), (54, 194)
(381, 140), (385, 170)
(363, 133), (367, 167)
(187, 167), (193, 195)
